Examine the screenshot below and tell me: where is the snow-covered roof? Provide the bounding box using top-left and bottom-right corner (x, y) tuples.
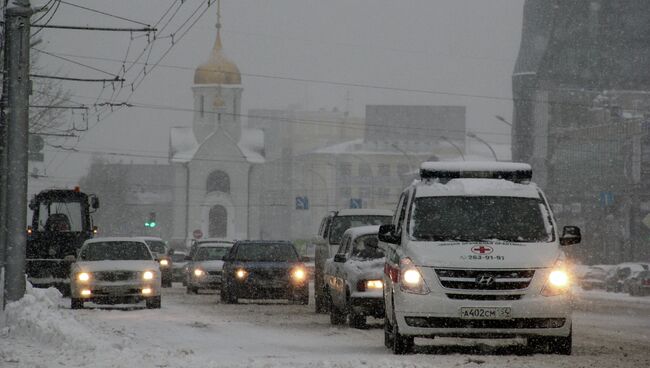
(169, 127), (199, 163)
(170, 127), (265, 164)
(336, 208), (393, 217)
(132, 236), (164, 242)
(238, 128), (265, 163)
(415, 178), (540, 199)
(342, 225), (381, 239)
(197, 242), (234, 249)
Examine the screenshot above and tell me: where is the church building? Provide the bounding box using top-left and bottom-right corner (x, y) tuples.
(169, 5), (264, 243)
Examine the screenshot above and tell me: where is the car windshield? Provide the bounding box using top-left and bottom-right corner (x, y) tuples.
(409, 196), (553, 243)
(195, 247), (230, 261)
(329, 215), (392, 245)
(235, 243), (298, 262)
(351, 234), (384, 260)
(80, 241), (152, 261)
(145, 240), (166, 254)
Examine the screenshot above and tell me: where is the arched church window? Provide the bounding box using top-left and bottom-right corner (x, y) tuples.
(207, 170), (230, 193)
(209, 205), (227, 238)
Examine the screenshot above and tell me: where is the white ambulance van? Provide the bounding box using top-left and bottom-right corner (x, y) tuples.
(380, 162), (580, 355)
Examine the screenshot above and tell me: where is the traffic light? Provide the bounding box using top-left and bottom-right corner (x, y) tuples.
(145, 212), (157, 228)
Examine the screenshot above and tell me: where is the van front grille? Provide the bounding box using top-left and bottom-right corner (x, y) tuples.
(435, 269), (535, 291)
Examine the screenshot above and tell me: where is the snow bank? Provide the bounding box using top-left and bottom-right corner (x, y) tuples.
(1, 283), (97, 351)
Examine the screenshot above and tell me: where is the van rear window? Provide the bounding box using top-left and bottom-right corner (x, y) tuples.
(409, 196), (553, 243)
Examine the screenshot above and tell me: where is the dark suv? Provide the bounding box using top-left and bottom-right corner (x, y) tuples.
(221, 241), (310, 304)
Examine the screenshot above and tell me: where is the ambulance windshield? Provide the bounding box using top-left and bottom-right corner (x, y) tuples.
(409, 196), (553, 243)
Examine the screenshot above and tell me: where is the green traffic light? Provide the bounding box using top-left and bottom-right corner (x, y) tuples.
(150, 222), (157, 228)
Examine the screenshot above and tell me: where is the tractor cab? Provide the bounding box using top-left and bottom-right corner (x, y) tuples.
(26, 188), (99, 292)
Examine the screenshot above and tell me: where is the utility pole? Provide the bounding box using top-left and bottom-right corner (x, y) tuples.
(0, 0), (9, 309)
(4, 0), (33, 305)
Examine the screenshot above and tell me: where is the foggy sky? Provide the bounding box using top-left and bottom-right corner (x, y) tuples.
(34, 0), (524, 186)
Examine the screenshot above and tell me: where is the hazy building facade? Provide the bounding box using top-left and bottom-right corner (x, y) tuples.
(512, 0), (650, 263)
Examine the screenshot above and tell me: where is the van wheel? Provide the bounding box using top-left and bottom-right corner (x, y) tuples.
(384, 312), (393, 348)
(347, 296), (365, 328)
(391, 317), (414, 354)
(329, 296), (347, 325)
(70, 298), (84, 310)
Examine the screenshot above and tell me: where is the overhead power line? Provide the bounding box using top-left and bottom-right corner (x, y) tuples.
(30, 74), (125, 83)
(57, 0), (151, 27)
(31, 24), (157, 33)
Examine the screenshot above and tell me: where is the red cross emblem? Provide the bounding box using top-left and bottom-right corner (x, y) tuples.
(471, 245), (493, 255)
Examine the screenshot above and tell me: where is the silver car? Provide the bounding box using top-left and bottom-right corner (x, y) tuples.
(186, 242), (234, 294)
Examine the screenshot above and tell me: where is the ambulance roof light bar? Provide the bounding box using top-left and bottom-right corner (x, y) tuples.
(419, 162), (532, 183)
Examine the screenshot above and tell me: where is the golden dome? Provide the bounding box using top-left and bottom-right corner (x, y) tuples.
(194, 30), (241, 85)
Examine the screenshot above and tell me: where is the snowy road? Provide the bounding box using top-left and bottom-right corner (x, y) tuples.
(2, 285), (649, 367)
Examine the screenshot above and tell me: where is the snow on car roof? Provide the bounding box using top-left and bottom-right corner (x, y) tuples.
(336, 208), (393, 216)
(342, 225), (381, 239)
(84, 237), (147, 244)
(415, 178), (541, 199)
(197, 242), (234, 248)
(132, 236), (164, 242)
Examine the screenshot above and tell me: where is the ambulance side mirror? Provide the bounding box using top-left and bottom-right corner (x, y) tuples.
(378, 224), (400, 245)
(560, 226), (581, 246)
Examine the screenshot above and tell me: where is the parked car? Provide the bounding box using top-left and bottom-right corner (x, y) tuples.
(186, 242), (234, 294)
(579, 266), (609, 290)
(312, 209), (393, 313)
(628, 270), (650, 296)
(605, 263), (649, 292)
(134, 236), (173, 287)
(221, 240), (309, 304)
(70, 237), (161, 309)
(171, 250), (188, 283)
(325, 226), (385, 328)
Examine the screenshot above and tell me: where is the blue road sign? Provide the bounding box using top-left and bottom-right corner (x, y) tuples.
(599, 192), (614, 207)
(296, 196), (309, 210)
(350, 198), (362, 209)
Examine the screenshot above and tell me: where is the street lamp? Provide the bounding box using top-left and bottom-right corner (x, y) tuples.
(440, 136), (465, 161)
(495, 115), (512, 127)
(467, 132), (498, 161)
(390, 143), (416, 172)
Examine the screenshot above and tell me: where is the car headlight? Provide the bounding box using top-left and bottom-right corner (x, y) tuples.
(541, 265), (572, 297)
(194, 269), (205, 277)
(143, 271), (154, 280)
(549, 270), (569, 287)
(291, 267), (306, 282)
(159, 259), (169, 267)
(235, 269), (247, 279)
(399, 258), (430, 295)
(77, 272), (90, 282)
(357, 279), (383, 291)
(366, 280), (383, 290)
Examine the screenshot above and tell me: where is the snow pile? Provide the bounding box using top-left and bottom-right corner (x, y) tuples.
(1, 283), (97, 351)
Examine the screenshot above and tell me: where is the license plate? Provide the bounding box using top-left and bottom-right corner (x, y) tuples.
(459, 307), (512, 320)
